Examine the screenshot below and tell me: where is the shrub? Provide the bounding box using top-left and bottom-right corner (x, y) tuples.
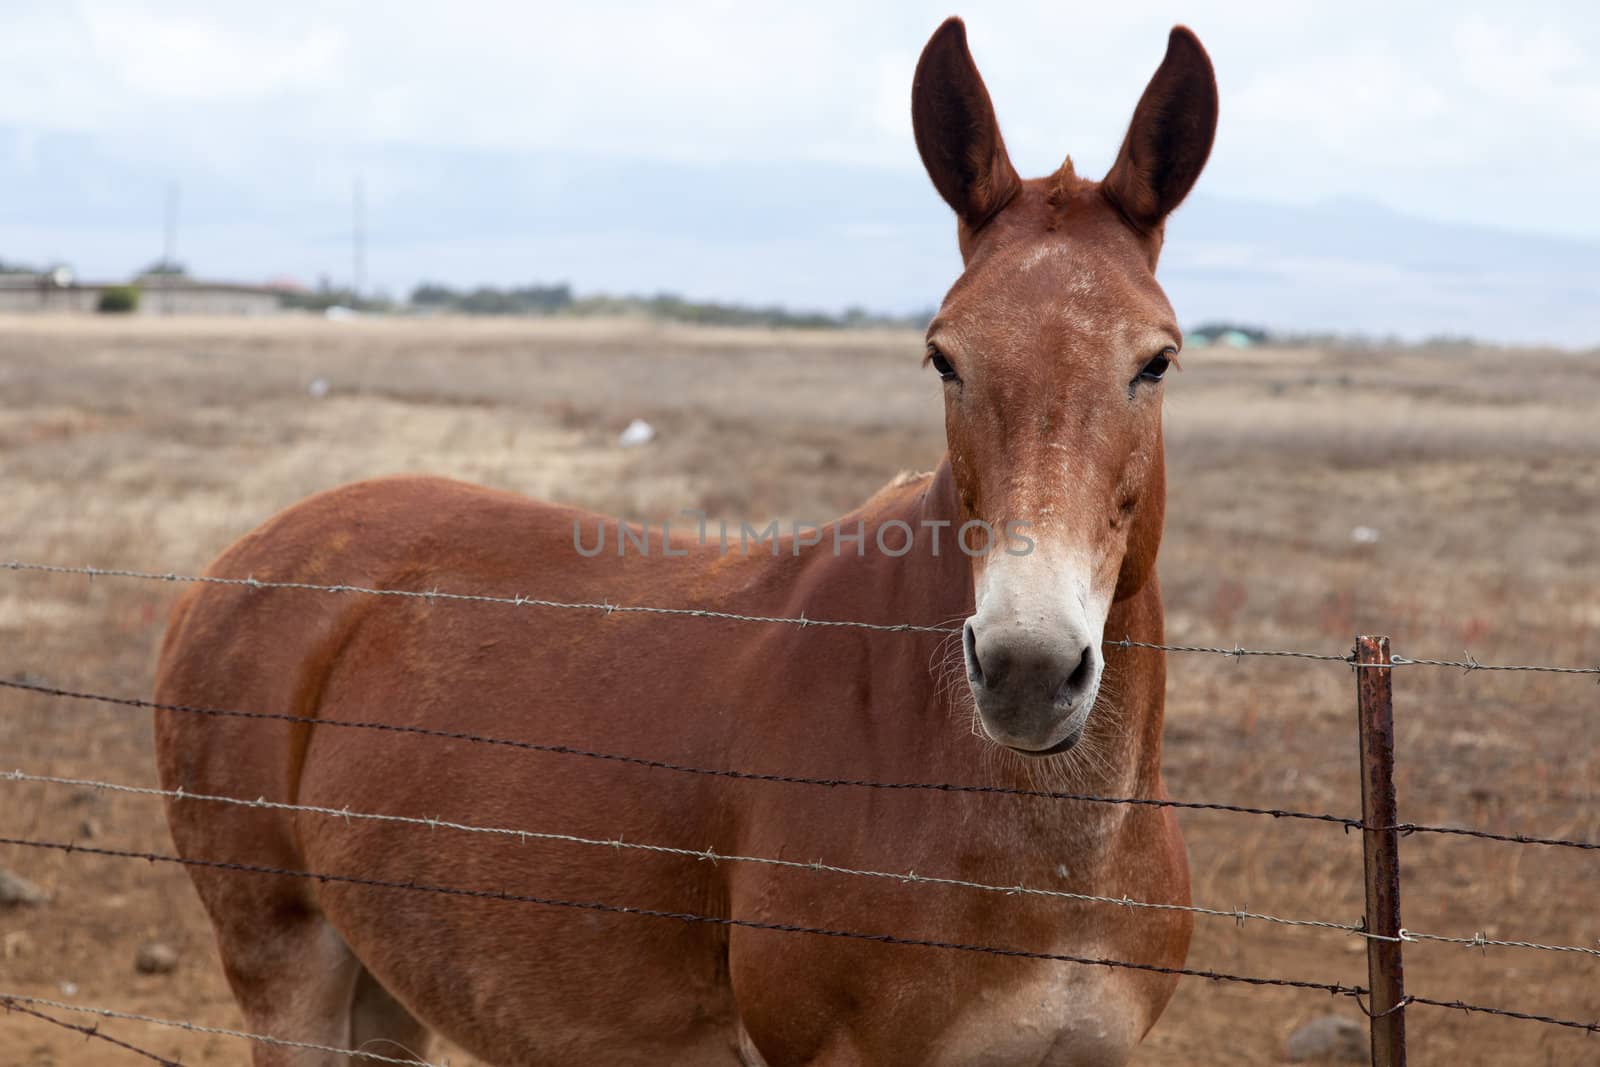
(97, 286), (139, 314)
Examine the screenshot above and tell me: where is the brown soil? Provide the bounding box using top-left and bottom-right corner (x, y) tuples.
(1, 315), (1595, 1065)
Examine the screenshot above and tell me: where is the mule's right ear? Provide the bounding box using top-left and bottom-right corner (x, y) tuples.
(912, 18), (1022, 231)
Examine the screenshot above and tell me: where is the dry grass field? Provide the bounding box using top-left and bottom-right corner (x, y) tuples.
(1, 315), (1596, 1065)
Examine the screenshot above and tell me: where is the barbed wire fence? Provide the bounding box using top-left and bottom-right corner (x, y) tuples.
(1, 559), (1596, 1066)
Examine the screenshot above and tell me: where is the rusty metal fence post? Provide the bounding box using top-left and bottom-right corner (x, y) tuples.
(1356, 635), (1407, 1065)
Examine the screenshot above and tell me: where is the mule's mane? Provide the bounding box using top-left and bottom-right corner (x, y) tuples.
(885, 468), (935, 489)
(876, 470), (934, 499)
(1044, 155), (1092, 217)
(861, 468), (935, 511)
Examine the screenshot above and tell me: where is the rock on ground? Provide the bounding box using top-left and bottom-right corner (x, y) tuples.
(0, 868), (48, 907)
(1286, 1014), (1367, 1063)
(134, 941), (180, 975)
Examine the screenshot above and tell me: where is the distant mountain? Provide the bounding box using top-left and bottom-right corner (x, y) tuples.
(1162, 194), (1600, 347)
(1, 127), (1595, 346)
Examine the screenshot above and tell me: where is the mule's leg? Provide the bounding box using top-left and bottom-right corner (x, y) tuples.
(207, 902), (363, 1066)
(191, 865), (428, 1064)
(349, 966), (433, 1064)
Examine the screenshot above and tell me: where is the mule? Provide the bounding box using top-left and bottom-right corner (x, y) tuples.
(154, 17), (1216, 1066)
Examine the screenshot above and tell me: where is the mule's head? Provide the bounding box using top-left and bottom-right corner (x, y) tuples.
(913, 19), (1216, 755)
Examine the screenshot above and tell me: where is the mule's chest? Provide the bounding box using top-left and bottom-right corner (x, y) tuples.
(923, 961), (1151, 1067)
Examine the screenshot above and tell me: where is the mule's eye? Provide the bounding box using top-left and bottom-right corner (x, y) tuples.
(926, 344), (960, 383)
(1137, 348), (1176, 384)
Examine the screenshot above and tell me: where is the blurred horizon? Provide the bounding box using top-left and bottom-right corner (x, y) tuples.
(2, 1), (1597, 346)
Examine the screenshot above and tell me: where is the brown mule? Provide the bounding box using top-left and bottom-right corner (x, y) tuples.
(155, 17), (1216, 1066)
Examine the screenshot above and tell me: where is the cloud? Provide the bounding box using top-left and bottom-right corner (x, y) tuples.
(83, 10), (343, 101)
(0, 0), (1595, 342)
(5, 2), (1598, 229)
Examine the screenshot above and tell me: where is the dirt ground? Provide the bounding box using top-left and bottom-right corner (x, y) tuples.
(1, 315), (1595, 1065)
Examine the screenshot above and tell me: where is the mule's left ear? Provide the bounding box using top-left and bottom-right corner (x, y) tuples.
(1102, 27), (1218, 234)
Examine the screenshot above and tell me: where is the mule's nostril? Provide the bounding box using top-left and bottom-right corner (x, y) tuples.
(963, 621), (984, 686)
(1058, 646), (1097, 703)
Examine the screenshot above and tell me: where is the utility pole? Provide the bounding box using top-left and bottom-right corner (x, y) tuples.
(163, 181), (179, 270)
(159, 181), (181, 314)
(353, 176), (366, 303)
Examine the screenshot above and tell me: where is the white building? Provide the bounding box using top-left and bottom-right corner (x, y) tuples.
(0, 271), (283, 316)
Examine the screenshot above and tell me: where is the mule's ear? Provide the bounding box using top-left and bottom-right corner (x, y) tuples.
(912, 18), (1022, 230)
(1102, 27), (1218, 234)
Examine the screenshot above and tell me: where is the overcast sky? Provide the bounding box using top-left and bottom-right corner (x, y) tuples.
(2, 1), (1597, 342)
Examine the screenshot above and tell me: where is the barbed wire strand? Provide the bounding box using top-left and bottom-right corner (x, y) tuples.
(1112, 638), (1600, 676)
(2, 995), (182, 1066)
(1388, 820), (1599, 851)
(0, 675), (1365, 829)
(5, 835), (1599, 1036)
(1402, 994), (1600, 1034)
(0, 991), (445, 1066)
(10, 770), (1598, 960)
(0, 560), (956, 635)
(0, 769), (1363, 941)
(1398, 928), (1600, 959)
(1109, 638), (1352, 665)
(9, 560), (1597, 676)
(1388, 654), (1600, 677)
(8, 675), (1597, 851)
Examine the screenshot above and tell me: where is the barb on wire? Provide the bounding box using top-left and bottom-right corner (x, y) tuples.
(5, 835), (1599, 1037)
(0, 831), (1368, 1001)
(2, 995), (182, 1066)
(10, 558), (1600, 675)
(0, 991), (443, 1065)
(0, 675), (1365, 829)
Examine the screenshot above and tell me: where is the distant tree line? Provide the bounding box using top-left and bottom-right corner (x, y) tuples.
(406, 281), (932, 330)
(412, 282), (574, 315)
(280, 283), (392, 314)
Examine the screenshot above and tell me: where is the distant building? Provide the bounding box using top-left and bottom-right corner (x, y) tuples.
(0, 270), (99, 312)
(133, 275), (284, 316)
(1187, 322), (1270, 348)
(0, 270), (283, 316)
